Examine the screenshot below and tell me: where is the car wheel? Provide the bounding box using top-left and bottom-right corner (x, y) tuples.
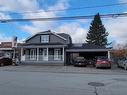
(117, 64), (120, 68)
(108, 66), (111, 69)
(124, 65), (127, 70)
(93, 64), (96, 67)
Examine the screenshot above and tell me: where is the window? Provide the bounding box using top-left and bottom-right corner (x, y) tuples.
(54, 49), (61, 60)
(41, 35), (49, 43)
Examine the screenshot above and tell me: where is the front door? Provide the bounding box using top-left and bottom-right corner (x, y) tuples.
(54, 49), (61, 60)
(43, 49), (48, 61)
(30, 49), (36, 60)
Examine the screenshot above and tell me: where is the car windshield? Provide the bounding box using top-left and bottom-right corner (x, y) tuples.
(76, 57), (84, 60)
(98, 56), (108, 60)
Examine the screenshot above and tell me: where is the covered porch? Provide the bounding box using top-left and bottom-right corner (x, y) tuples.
(20, 45), (66, 64)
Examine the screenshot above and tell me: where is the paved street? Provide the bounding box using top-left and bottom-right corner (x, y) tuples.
(0, 65), (127, 95)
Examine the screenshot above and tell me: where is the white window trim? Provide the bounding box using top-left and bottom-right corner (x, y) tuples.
(30, 49), (36, 60)
(43, 48), (48, 61)
(41, 35), (49, 43)
(54, 49), (61, 60)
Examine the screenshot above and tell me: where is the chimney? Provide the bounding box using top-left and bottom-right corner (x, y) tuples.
(12, 36), (17, 47)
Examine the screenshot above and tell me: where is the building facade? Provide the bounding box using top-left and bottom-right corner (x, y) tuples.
(20, 30), (72, 64)
(0, 42), (14, 58)
(19, 30), (111, 65)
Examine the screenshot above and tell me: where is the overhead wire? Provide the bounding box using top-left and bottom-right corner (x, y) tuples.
(0, 2), (127, 22)
(0, 12), (127, 23)
(0, 2), (127, 14)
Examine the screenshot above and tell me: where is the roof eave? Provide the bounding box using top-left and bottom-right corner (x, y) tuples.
(66, 48), (111, 52)
(25, 31), (67, 42)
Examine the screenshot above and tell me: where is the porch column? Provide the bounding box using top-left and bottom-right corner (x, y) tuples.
(37, 48), (39, 61)
(21, 48), (23, 61)
(108, 51), (110, 60)
(62, 47), (64, 61)
(21, 48), (23, 57)
(47, 48), (48, 61)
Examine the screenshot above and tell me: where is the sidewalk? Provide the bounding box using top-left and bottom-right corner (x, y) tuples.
(0, 64), (127, 75)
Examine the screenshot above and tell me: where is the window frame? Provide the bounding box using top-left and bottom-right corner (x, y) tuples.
(41, 35), (49, 43)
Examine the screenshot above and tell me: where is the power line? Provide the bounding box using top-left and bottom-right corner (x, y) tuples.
(0, 2), (127, 14)
(1, 12), (127, 23)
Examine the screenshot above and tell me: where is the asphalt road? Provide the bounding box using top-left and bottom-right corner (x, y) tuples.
(0, 69), (127, 95)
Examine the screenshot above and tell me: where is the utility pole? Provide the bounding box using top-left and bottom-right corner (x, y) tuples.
(12, 36), (17, 65)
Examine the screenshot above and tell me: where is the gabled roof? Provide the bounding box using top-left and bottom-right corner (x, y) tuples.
(57, 33), (71, 40)
(25, 30), (68, 42)
(51, 32), (67, 41)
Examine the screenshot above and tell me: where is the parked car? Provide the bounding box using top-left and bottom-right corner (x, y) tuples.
(96, 56), (112, 69)
(0, 57), (12, 66)
(117, 57), (127, 70)
(87, 58), (96, 67)
(73, 57), (87, 67)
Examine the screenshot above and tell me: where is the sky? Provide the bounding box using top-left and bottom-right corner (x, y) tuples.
(0, 0), (127, 46)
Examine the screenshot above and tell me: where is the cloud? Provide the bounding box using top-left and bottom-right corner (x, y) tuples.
(17, 0), (39, 11)
(0, 0), (17, 11)
(22, 10), (57, 33)
(0, 12), (11, 19)
(22, 0), (69, 19)
(19, 0), (127, 45)
(18, 0), (88, 43)
(20, 0), (69, 34)
(105, 17), (127, 44)
(0, 32), (25, 43)
(20, 0), (88, 44)
(48, 0), (69, 15)
(0, 0), (39, 12)
(0, 0), (71, 42)
(57, 22), (87, 43)
(105, 18), (127, 44)
(0, 33), (12, 43)
(119, 0), (127, 3)
(101, 0), (127, 45)
(20, 25), (42, 34)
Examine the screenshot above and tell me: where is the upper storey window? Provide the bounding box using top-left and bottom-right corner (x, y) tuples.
(41, 35), (49, 43)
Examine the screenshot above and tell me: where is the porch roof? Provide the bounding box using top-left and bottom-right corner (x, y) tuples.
(19, 43), (67, 48)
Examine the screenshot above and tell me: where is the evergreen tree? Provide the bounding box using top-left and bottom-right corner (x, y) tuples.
(86, 13), (109, 47)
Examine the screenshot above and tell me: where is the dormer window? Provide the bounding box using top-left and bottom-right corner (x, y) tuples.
(41, 35), (49, 43)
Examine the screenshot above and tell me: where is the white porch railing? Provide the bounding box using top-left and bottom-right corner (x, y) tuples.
(21, 55), (63, 61)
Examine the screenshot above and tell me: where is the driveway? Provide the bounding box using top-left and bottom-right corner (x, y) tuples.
(0, 64), (127, 75)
